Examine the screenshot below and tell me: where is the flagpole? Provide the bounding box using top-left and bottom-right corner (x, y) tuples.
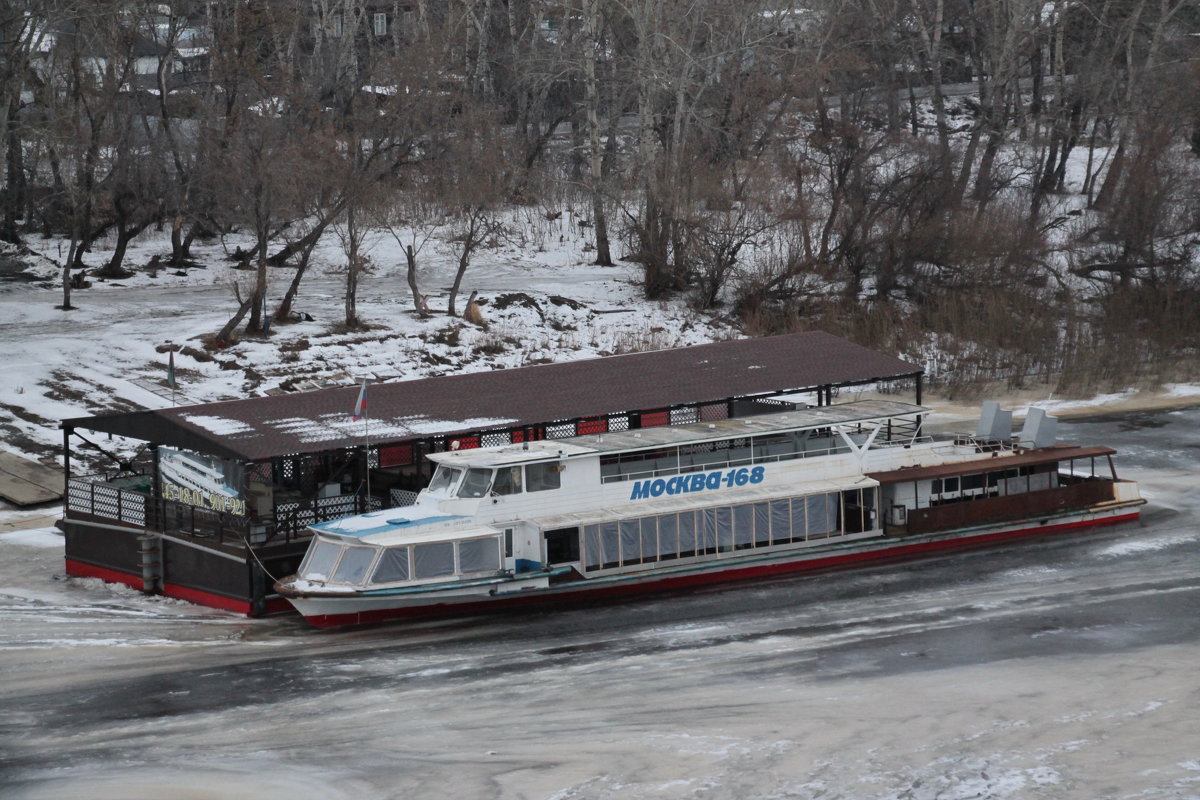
(364, 394), (371, 509)
(168, 350), (177, 407)
(352, 378), (372, 511)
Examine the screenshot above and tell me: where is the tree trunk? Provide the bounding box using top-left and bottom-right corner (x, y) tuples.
(170, 215), (186, 265)
(344, 203), (359, 328)
(274, 236), (319, 323)
(582, 0), (613, 267)
(405, 244), (427, 316)
(2, 96), (24, 244)
(103, 223), (140, 275)
(448, 224), (476, 317)
(1092, 135), (1125, 210)
(268, 202), (345, 265)
(218, 290), (255, 345)
(973, 128), (1003, 206)
(60, 235), (77, 311)
(247, 222), (268, 332)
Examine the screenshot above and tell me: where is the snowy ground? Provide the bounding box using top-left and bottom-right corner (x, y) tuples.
(1, 409), (1199, 800)
(0, 213), (734, 466)
(5, 214), (1200, 472)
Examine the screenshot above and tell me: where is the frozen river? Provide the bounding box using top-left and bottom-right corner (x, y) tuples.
(2, 408), (1199, 800)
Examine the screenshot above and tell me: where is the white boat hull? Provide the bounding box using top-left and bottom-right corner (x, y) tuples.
(281, 501), (1142, 628)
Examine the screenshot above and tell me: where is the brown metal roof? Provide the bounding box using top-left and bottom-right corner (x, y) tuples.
(64, 331), (921, 461)
(866, 445), (1116, 484)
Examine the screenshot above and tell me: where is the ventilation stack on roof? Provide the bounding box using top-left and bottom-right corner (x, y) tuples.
(1020, 407), (1059, 449)
(976, 401), (1013, 441)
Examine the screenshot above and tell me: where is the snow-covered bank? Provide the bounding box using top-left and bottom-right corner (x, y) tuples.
(0, 222), (736, 466)
(2, 225), (1197, 470)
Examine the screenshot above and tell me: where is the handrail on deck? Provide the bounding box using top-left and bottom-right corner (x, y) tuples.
(64, 476), (380, 547)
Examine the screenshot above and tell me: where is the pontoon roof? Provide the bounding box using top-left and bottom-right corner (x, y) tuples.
(62, 331), (922, 461)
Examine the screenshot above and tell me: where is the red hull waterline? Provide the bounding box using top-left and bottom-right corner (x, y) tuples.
(63, 560), (292, 616)
(300, 510), (1142, 629)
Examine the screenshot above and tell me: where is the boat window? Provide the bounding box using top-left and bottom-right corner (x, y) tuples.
(371, 546), (410, 583)
(619, 519), (640, 564)
(302, 540), (343, 581)
(545, 527), (580, 564)
(583, 525), (602, 568)
(732, 504), (754, 549)
(639, 517), (657, 560)
(525, 462), (562, 492)
(492, 466), (522, 495)
(331, 545), (377, 584)
(803, 493), (838, 537)
(679, 511), (697, 556)
(458, 537), (501, 573)
(657, 514), (678, 558)
(427, 466), (463, 494)
(413, 541), (455, 578)
(754, 502), (771, 546)
(457, 468), (493, 498)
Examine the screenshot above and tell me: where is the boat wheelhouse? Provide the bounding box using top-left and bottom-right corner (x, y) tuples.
(276, 400), (1144, 627)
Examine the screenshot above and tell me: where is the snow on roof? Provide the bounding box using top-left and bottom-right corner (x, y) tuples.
(64, 332), (923, 462)
(312, 508), (466, 539)
(179, 414), (254, 436)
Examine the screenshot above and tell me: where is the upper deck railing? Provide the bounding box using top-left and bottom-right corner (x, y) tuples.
(601, 428), (933, 484)
(65, 476), (390, 547)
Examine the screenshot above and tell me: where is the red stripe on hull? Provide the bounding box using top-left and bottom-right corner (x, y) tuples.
(161, 583), (252, 615)
(302, 510), (1142, 629)
(64, 559), (144, 591)
(64, 559), (291, 616)
(160, 585), (293, 616)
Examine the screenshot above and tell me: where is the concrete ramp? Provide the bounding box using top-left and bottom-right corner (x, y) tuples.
(0, 452), (63, 506)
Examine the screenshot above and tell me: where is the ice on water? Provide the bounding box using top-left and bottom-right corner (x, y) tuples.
(3, 412), (1200, 800)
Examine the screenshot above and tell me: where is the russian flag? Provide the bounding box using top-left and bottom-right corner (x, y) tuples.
(352, 378), (367, 421)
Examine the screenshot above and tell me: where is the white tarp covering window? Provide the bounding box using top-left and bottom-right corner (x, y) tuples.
(754, 502), (771, 545)
(733, 504), (754, 547)
(584, 525), (603, 568)
(805, 493), (838, 536)
(458, 537), (500, 573)
(371, 547), (410, 583)
(303, 541), (342, 581)
(413, 542), (455, 578)
(716, 507), (734, 551)
(600, 521), (618, 565)
(640, 518), (657, 560)
(620, 519), (640, 563)
(332, 546), (377, 584)
(657, 514), (678, 557)
(679, 511), (697, 556)
(700, 509), (718, 552)
(770, 499), (791, 543)
(579, 489), (851, 571)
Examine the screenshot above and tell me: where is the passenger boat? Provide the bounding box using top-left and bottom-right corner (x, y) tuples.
(274, 400), (1144, 628)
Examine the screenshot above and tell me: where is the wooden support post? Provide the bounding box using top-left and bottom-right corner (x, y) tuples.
(62, 425), (71, 498)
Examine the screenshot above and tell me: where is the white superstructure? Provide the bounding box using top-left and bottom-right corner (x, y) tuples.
(276, 400), (1143, 627)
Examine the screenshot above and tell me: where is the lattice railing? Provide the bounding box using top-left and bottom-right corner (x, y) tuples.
(67, 479), (147, 528)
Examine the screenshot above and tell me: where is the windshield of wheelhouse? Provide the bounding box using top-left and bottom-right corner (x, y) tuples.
(426, 465), (464, 496)
(300, 538), (343, 581)
(457, 468), (493, 498)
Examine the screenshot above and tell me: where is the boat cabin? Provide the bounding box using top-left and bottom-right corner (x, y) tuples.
(295, 399), (932, 591)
